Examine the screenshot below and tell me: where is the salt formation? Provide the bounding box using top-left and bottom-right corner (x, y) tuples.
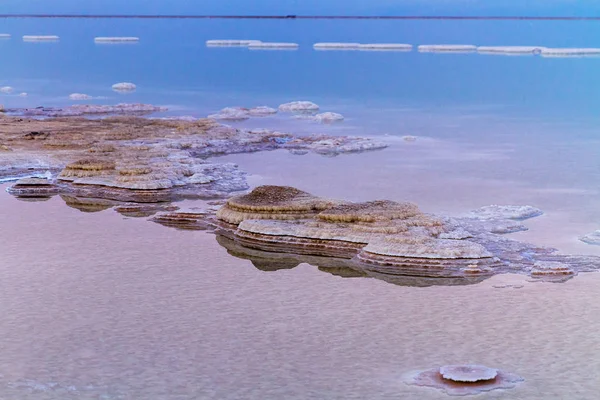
(94, 37), (140, 43)
(468, 205), (543, 220)
(112, 82), (137, 92)
(402, 135), (417, 142)
(418, 44), (477, 53)
(541, 48), (600, 57)
(358, 43), (412, 51)
(278, 101), (320, 112)
(114, 203), (178, 218)
(0, 34), (10, 39)
(313, 112), (344, 123)
(6, 177), (59, 198)
(69, 93), (92, 100)
(11, 103), (165, 117)
(206, 40), (261, 47)
(477, 46), (545, 55)
(152, 212), (213, 230)
(409, 365), (523, 396)
(313, 42), (361, 50)
(248, 42), (299, 49)
(0, 86), (13, 94)
(207, 106), (278, 121)
(530, 261), (575, 281)
(580, 230), (600, 245)
(18, 92), (27, 97)
(22, 35), (60, 41)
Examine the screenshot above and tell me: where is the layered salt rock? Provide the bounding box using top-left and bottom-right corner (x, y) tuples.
(112, 82), (137, 92)
(152, 212), (213, 230)
(23, 35), (59, 41)
(409, 365), (523, 396)
(313, 42), (361, 50)
(206, 40), (261, 47)
(216, 185), (334, 225)
(114, 203), (179, 218)
(477, 46), (545, 55)
(0, 86), (14, 94)
(542, 48), (600, 57)
(7, 177), (59, 198)
(530, 261), (575, 281)
(580, 230), (600, 245)
(248, 42), (299, 49)
(69, 93), (92, 100)
(278, 101), (320, 113)
(418, 44), (477, 53)
(94, 37), (139, 43)
(358, 43), (412, 51)
(468, 205), (543, 221)
(313, 112), (344, 123)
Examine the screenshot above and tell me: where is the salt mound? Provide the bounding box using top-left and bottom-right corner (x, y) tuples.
(468, 205), (543, 221)
(541, 48), (600, 57)
(477, 46), (545, 55)
(248, 42), (299, 49)
(409, 365), (523, 396)
(314, 112), (344, 123)
(358, 43), (412, 51)
(361, 237), (493, 260)
(69, 93), (92, 100)
(418, 44), (476, 53)
(112, 82), (137, 92)
(580, 230), (600, 245)
(0, 86), (14, 94)
(247, 106), (277, 116)
(402, 135), (417, 142)
(208, 107), (250, 121)
(206, 40), (261, 47)
(531, 261), (575, 278)
(18, 92), (27, 97)
(278, 101), (319, 112)
(318, 200), (420, 223)
(23, 35), (59, 41)
(152, 212), (212, 230)
(313, 42), (360, 50)
(7, 177), (59, 198)
(94, 37), (139, 43)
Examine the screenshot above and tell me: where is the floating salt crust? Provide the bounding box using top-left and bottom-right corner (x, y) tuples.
(477, 46), (545, 55)
(23, 35), (60, 42)
(94, 37), (140, 43)
(418, 44), (477, 53)
(358, 43), (413, 51)
(248, 42), (299, 49)
(313, 42), (361, 50)
(0, 34), (10, 39)
(541, 47), (600, 57)
(205, 40), (261, 47)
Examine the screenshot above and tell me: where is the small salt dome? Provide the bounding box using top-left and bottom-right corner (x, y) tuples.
(439, 365), (498, 382)
(18, 92), (27, 97)
(402, 135), (417, 142)
(23, 35), (60, 41)
(112, 82), (137, 92)
(248, 42), (299, 49)
(278, 101), (320, 112)
(531, 261), (575, 277)
(0, 86), (14, 94)
(418, 44), (477, 53)
(207, 107), (250, 121)
(94, 37), (140, 43)
(314, 112), (344, 123)
(69, 93), (92, 100)
(313, 42), (360, 50)
(247, 106), (278, 116)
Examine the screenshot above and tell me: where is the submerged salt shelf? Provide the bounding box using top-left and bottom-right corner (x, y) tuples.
(541, 48), (600, 57)
(22, 35), (60, 42)
(477, 46), (545, 55)
(248, 42), (299, 49)
(358, 43), (413, 51)
(418, 44), (477, 53)
(313, 42), (361, 50)
(206, 40), (261, 46)
(94, 37), (140, 43)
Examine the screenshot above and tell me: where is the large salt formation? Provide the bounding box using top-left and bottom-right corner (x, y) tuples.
(215, 185), (600, 282)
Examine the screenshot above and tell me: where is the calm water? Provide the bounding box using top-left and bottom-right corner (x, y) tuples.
(2, 18), (600, 399)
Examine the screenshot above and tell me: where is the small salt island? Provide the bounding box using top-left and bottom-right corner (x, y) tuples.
(358, 43), (413, 51)
(418, 44), (477, 53)
(0, 86), (14, 94)
(206, 40), (261, 47)
(23, 35), (60, 42)
(278, 101), (319, 112)
(112, 82), (137, 92)
(69, 93), (92, 100)
(313, 42), (361, 50)
(0, 34), (10, 39)
(477, 46), (546, 55)
(248, 42), (299, 50)
(94, 37), (140, 43)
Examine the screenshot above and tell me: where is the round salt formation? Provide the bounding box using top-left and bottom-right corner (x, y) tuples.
(409, 365), (524, 396)
(0, 86), (14, 94)
(358, 43), (412, 51)
(541, 47), (600, 57)
(23, 35), (59, 41)
(7, 177), (59, 198)
(18, 92), (27, 97)
(278, 101), (319, 112)
(418, 44), (477, 53)
(206, 40), (261, 47)
(468, 205), (543, 221)
(314, 112), (344, 123)
(313, 42), (360, 50)
(94, 37), (140, 43)
(112, 82), (137, 92)
(248, 42), (299, 49)
(477, 46), (545, 55)
(69, 93), (92, 100)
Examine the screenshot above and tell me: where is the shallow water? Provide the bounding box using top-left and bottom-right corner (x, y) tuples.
(3, 16), (600, 399)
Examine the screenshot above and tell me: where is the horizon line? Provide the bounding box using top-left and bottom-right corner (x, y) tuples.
(1, 14), (600, 20)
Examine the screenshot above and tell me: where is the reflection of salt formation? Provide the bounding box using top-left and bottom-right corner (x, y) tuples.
(418, 44), (477, 53)
(114, 203), (179, 218)
(208, 106), (278, 121)
(6, 177), (59, 199)
(409, 364), (523, 396)
(278, 101), (320, 112)
(541, 48), (600, 57)
(0, 86), (14, 94)
(248, 42), (299, 50)
(94, 36), (140, 43)
(112, 82), (137, 92)
(580, 230), (600, 245)
(477, 46), (545, 55)
(60, 195), (117, 213)
(23, 35), (60, 41)
(358, 43), (413, 51)
(206, 40), (261, 47)
(69, 93), (92, 100)
(313, 42), (361, 50)
(152, 212), (213, 230)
